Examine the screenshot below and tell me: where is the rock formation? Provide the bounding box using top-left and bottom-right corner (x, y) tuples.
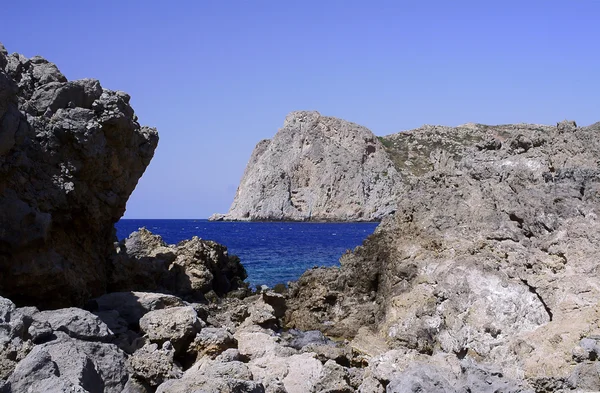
(286, 120), (600, 390)
(211, 111), (400, 221)
(109, 228), (249, 301)
(0, 43), (158, 307)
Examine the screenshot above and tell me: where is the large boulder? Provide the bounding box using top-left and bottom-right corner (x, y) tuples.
(5, 333), (128, 393)
(0, 43), (158, 308)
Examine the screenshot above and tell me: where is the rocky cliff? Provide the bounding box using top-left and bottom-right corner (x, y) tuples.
(0, 43), (158, 308)
(286, 120), (600, 390)
(212, 111), (400, 221)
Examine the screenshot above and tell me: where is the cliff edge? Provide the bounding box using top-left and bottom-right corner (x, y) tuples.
(211, 111), (400, 221)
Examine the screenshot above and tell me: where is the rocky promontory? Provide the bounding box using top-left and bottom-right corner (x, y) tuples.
(212, 111), (401, 221)
(0, 43), (158, 308)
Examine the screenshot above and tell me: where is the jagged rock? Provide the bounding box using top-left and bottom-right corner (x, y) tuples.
(0, 297), (32, 379)
(248, 352), (323, 393)
(32, 307), (114, 342)
(155, 358), (265, 393)
(312, 359), (354, 393)
(110, 228), (248, 300)
(189, 327), (236, 360)
(286, 120), (600, 389)
(0, 43), (158, 308)
(128, 342), (183, 387)
(92, 291), (184, 326)
(235, 328), (296, 360)
(212, 111), (400, 221)
(139, 306), (203, 353)
(386, 364), (457, 393)
(357, 376), (384, 393)
(5, 333), (128, 393)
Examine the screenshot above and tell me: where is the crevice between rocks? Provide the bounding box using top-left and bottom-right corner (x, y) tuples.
(521, 279), (553, 322)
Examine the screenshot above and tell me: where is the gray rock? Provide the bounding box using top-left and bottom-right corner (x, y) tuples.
(6, 334), (128, 393)
(358, 376), (384, 393)
(139, 306), (202, 353)
(0, 297), (32, 379)
(0, 42), (158, 308)
(156, 358), (265, 393)
(93, 291), (184, 326)
(211, 111), (400, 221)
(110, 229), (248, 299)
(285, 120), (600, 388)
(128, 342), (182, 387)
(248, 352), (322, 393)
(312, 359), (353, 393)
(386, 364), (457, 393)
(33, 307), (114, 341)
(189, 327), (236, 359)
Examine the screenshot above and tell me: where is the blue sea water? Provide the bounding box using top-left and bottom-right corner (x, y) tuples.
(115, 220), (378, 288)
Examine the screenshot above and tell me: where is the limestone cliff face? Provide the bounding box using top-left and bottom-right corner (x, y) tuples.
(213, 111), (400, 221)
(0, 43), (158, 308)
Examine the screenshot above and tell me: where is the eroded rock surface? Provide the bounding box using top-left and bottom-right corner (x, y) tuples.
(286, 120), (600, 390)
(110, 228), (249, 300)
(0, 42), (158, 308)
(212, 111), (400, 221)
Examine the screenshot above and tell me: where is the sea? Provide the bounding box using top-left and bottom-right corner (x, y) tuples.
(115, 220), (378, 288)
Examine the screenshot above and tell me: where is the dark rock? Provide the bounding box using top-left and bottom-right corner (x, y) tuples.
(0, 42), (158, 308)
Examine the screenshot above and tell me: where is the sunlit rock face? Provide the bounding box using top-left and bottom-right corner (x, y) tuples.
(213, 111), (401, 222)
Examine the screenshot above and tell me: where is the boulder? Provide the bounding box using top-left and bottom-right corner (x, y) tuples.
(155, 358), (265, 393)
(0, 297), (32, 379)
(139, 306), (202, 353)
(128, 342), (182, 387)
(32, 307), (114, 342)
(0, 43), (158, 308)
(110, 229), (248, 300)
(189, 327), (237, 360)
(5, 333), (128, 393)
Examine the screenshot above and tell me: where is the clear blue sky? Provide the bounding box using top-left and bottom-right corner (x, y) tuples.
(1, 1), (598, 218)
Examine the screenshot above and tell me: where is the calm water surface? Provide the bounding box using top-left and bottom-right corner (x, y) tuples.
(115, 219), (378, 287)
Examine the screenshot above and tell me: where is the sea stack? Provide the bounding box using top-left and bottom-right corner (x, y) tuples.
(211, 111), (400, 221)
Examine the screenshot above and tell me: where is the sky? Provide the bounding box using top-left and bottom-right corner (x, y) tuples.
(1, 1), (598, 218)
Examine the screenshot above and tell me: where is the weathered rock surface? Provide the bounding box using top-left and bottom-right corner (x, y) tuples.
(286, 120), (600, 390)
(92, 291), (185, 326)
(212, 111), (400, 221)
(110, 228), (248, 300)
(32, 307), (114, 342)
(0, 43), (158, 308)
(6, 333), (128, 393)
(139, 306), (202, 353)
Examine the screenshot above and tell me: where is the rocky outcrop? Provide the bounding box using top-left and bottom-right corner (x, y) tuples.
(0, 43), (158, 308)
(286, 120), (600, 390)
(109, 228), (249, 300)
(212, 111), (400, 221)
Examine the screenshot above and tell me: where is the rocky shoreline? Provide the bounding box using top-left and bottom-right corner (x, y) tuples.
(2, 42), (600, 392)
